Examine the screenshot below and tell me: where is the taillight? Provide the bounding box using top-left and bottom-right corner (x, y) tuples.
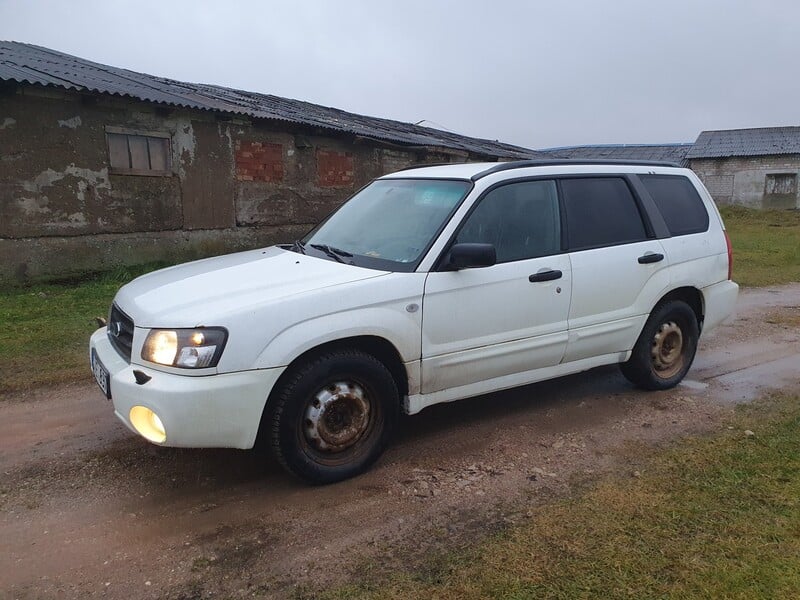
(724, 230), (733, 280)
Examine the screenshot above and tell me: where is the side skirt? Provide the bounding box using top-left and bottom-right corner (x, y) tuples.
(403, 351), (630, 415)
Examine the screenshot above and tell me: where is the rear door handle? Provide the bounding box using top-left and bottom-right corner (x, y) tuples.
(638, 252), (664, 264)
(529, 269), (562, 282)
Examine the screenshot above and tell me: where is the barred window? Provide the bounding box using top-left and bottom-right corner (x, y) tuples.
(765, 173), (797, 195)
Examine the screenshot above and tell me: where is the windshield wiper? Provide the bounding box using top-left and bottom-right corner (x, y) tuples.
(310, 244), (353, 264)
(289, 240), (307, 255)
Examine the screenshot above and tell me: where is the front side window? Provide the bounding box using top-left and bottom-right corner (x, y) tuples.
(302, 179), (470, 271)
(455, 180), (561, 263)
(561, 177), (647, 250)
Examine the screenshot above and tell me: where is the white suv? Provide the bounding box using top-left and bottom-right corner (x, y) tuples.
(89, 160), (738, 483)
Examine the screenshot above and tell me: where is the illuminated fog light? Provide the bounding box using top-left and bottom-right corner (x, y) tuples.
(129, 406), (166, 443)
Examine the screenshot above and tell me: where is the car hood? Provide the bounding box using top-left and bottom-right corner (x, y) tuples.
(114, 246), (388, 327)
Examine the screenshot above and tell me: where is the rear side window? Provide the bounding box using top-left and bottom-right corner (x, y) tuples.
(561, 178), (648, 250)
(640, 175), (709, 236)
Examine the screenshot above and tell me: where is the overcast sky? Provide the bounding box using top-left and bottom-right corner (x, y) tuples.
(1, 0), (798, 149)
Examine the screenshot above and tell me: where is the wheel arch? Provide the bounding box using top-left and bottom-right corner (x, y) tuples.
(655, 286), (704, 330)
(263, 335), (409, 417)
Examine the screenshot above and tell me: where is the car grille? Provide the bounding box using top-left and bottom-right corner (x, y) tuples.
(107, 304), (134, 362)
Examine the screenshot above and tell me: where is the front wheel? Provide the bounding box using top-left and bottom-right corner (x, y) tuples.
(265, 349), (399, 484)
(620, 300), (699, 390)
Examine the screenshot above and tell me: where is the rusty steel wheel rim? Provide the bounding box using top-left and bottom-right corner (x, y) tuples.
(303, 381), (371, 453)
(651, 321), (685, 379)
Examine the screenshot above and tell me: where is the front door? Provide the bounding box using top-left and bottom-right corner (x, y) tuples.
(421, 179), (571, 394)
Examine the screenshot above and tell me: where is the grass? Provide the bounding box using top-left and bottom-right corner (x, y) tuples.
(312, 394), (800, 599)
(720, 206), (800, 286)
(0, 263), (170, 396)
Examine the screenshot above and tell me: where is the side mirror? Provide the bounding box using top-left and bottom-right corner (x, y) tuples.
(446, 243), (496, 270)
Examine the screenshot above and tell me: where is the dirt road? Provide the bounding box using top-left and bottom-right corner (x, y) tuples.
(2, 285), (799, 599)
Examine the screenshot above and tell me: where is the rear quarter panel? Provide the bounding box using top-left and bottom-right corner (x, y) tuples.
(659, 172), (731, 301)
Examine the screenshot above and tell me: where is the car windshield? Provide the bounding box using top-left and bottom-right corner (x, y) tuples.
(301, 178), (471, 271)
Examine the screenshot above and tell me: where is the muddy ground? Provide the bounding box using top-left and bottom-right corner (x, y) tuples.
(2, 285), (799, 599)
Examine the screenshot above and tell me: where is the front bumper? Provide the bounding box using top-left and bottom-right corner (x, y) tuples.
(89, 328), (284, 449)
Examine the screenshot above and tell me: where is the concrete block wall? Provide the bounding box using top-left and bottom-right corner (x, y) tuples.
(229, 129), (381, 230)
(691, 155), (800, 209)
(0, 86), (478, 281)
(0, 89), (188, 238)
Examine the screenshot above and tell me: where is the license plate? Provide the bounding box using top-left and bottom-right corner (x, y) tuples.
(91, 349), (111, 399)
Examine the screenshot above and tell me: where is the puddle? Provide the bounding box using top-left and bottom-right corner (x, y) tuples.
(679, 379), (709, 391)
(712, 354), (800, 404)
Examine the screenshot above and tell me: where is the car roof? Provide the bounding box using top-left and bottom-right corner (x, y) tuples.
(379, 159), (685, 182)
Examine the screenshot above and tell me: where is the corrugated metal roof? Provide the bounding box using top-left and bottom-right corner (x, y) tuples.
(686, 126), (800, 159)
(0, 41), (540, 160)
(540, 143), (692, 166)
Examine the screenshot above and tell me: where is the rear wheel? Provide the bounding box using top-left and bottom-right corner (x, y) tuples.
(620, 300), (699, 390)
(265, 349), (399, 484)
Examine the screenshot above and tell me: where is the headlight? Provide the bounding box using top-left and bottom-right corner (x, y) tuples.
(141, 328), (227, 368)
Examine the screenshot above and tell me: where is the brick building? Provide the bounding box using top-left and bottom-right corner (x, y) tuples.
(0, 42), (539, 281)
(686, 127), (800, 209)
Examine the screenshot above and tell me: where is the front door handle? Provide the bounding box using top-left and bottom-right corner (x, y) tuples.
(529, 269), (562, 282)
(638, 252), (664, 264)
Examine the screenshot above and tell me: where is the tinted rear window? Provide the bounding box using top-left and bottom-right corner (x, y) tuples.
(640, 175), (709, 236)
(561, 177), (648, 250)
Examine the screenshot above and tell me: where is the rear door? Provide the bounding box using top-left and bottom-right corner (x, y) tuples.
(561, 176), (670, 363)
(421, 179), (571, 394)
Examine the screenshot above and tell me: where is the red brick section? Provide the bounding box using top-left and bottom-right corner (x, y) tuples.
(317, 149), (355, 187)
(235, 141), (284, 182)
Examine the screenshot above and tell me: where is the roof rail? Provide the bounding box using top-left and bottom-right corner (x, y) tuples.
(471, 159), (682, 181)
(394, 162), (454, 172)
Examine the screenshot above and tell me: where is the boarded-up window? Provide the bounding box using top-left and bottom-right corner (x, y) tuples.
(317, 149), (354, 187)
(235, 141), (284, 182)
(106, 128), (172, 175)
(765, 173), (797, 195)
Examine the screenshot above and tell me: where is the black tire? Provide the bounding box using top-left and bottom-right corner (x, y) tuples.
(620, 300), (699, 391)
(265, 349), (399, 484)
